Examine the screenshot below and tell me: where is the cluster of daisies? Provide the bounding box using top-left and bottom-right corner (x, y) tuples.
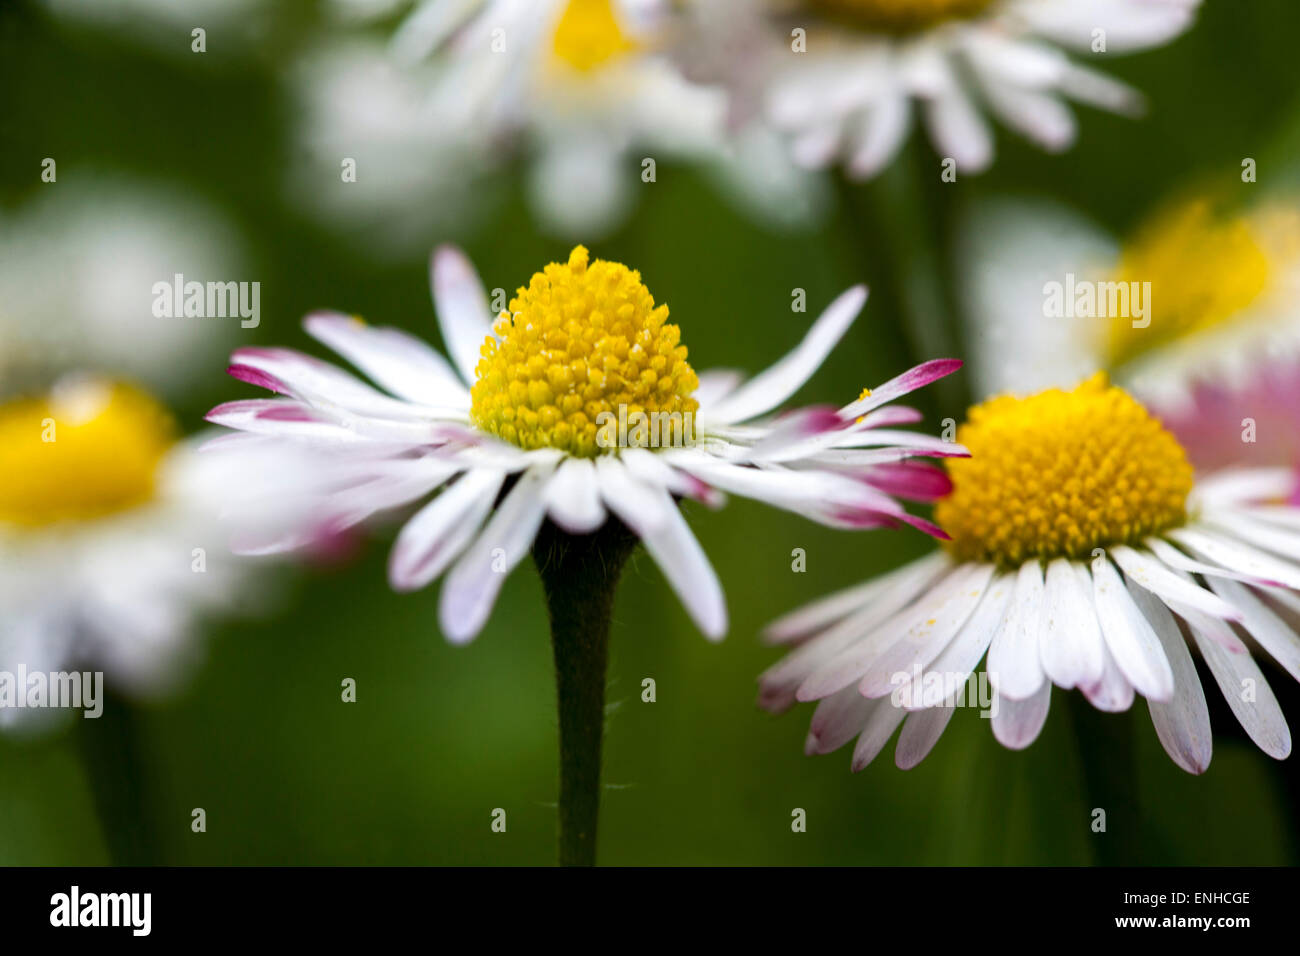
(249, 0), (1206, 251)
(200, 234), (1298, 777)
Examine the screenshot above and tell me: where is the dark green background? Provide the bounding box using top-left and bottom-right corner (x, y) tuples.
(1, 0), (1298, 864)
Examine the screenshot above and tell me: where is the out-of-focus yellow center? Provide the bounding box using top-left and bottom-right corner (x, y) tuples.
(935, 374), (1193, 567)
(807, 0), (996, 33)
(551, 0), (636, 72)
(0, 380), (175, 528)
(470, 246), (699, 458)
(1106, 201), (1270, 368)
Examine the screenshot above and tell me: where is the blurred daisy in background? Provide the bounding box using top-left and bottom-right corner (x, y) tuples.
(285, 38), (497, 260)
(0, 177), (249, 404)
(674, 0), (1200, 178)
(0, 375), (294, 729)
(207, 243), (963, 642)
(958, 194), (1300, 474)
(762, 373), (1300, 774)
(332, 0), (826, 240)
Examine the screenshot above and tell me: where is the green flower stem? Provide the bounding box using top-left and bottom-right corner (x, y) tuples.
(533, 517), (639, 867)
(1067, 692), (1144, 865)
(76, 688), (160, 866)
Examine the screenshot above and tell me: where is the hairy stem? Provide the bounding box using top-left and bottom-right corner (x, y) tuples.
(532, 518), (639, 867)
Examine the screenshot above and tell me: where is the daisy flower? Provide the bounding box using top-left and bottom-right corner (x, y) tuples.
(959, 195), (1300, 466)
(206, 244), (964, 643)
(370, 0), (822, 236)
(0, 376), (272, 721)
(762, 373), (1300, 774)
(680, 0), (1200, 177)
(0, 176), (248, 401)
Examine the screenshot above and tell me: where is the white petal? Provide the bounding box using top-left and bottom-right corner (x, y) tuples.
(1080, 639), (1135, 713)
(1188, 619), (1291, 760)
(991, 680), (1051, 750)
(701, 285), (867, 426)
(1207, 513), (1300, 564)
(693, 369), (744, 410)
(977, 78), (1076, 152)
(987, 560), (1046, 700)
(1170, 526), (1300, 591)
(850, 700), (907, 772)
(1091, 555), (1175, 702)
(1145, 536), (1281, 587)
(431, 244), (495, 386)
(895, 706), (956, 770)
(1110, 544), (1242, 621)
(1202, 577), (1300, 684)
(806, 686), (876, 755)
(542, 458), (606, 534)
(596, 459), (727, 639)
(1039, 558), (1105, 689)
(847, 90), (911, 179)
(1129, 581), (1213, 774)
(760, 556), (952, 710)
(922, 75), (993, 174)
(898, 571), (1012, 710)
(798, 564), (983, 701)
(439, 465), (552, 644)
(304, 311), (471, 409)
(1193, 468), (1298, 507)
(763, 551), (949, 645)
(387, 468), (504, 592)
(228, 347), (431, 421)
(856, 564), (994, 699)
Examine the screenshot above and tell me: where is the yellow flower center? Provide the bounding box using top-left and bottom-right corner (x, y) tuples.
(935, 374), (1193, 567)
(806, 0), (997, 33)
(551, 0), (637, 72)
(1106, 200), (1271, 368)
(0, 380), (175, 529)
(470, 246), (699, 458)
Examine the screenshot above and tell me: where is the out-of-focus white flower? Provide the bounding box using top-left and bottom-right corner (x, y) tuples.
(957, 195), (1300, 469)
(285, 39), (496, 260)
(0, 376), (285, 726)
(0, 178), (249, 402)
(676, 0), (1200, 178)
(361, 0), (825, 237)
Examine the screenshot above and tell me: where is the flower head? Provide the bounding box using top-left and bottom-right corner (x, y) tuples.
(679, 0), (1201, 178)
(209, 245), (963, 643)
(763, 375), (1300, 774)
(0, 376), (269, 711)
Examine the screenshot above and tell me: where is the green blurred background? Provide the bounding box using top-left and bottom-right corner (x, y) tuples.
(2, 0), (1298, 864)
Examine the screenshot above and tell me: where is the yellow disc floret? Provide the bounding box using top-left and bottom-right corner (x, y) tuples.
(552, 0), (637, 72)
(0, 379), (176, 528)
(935, 374), (1193, 567)
(807, 0), (996, 33)
(470, 246), (699, 458)
(1106, 200), (1271, 368)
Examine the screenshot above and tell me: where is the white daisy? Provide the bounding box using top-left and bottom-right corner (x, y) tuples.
(959, 194), (1300, 416)
(762, 373), (1300, 774)
(374, 0), (824, 236)
(285, 38), (495, 261)
(0, 176), (248, 402)
(957, 194), (1300, 489)
(0, 376), (273, 723)
(206, 244), (964, 642)
(681, 0), (1200, 178)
